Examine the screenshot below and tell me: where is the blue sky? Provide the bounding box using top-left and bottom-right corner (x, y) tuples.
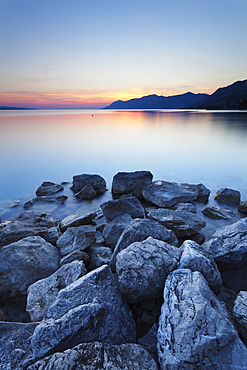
(0, 0), (246, 107)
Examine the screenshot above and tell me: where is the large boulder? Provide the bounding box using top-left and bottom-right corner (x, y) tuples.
(157, 269), (247, 369)
(36, 181), (64, 196)
(71, 173), (107, 199)
(101, 195), (145, 222)
(0, 236), (60, 300)
(56, 225), (96, 256)
(27, 342), (158, 370)
(233, 291), (247, 343)
(213, 187), (241, 206)
(116, 237), (180, 303)
(147, 208), (206, 237)
(26, 260), (87, 322)
(202, 205), (241, 222)
(103, 213), (132, 248)
(30, 265), (136, 360)
(112, 170), (153, 199)
(110, 218), (178, 270)
(143, 180), (210, 208)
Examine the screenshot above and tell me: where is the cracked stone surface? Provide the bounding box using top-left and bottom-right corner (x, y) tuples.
(233, 290), (247, 343)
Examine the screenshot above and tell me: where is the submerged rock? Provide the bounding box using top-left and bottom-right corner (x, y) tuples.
(36, 181), (64, 196)
(202, 205), (241, 222)
(213, 187), (241, 205)
(101, 195), (145, 222)
(112, 170), (153, 198)
(24, 195), (68, 209)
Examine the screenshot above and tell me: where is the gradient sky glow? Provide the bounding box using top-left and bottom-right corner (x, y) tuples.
(0, 0), (247, 108)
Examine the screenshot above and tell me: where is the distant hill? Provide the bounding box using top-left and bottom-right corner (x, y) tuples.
(0, 106), (35, 110)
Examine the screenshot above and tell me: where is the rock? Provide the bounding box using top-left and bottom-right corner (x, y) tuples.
(87, 245), (112, 271)
(172, 202), (197, 213)
(202, 205), (241, 221)
(30, 265), (136, 359)
(112, 170), (153, 199)
(103, 213), (132, 248)
(36, 181), (64, 196)
(138, 323), (158, 361)
(0, 199), (20, 215)
(60, 250), (90, 266)
(233, 291), (247, 343)
(101, 195), (145, 223)
(71, 173), (107, 197)
(27, 342), (158, 370)
(178, 240), (222, 294)
(157, 269), (247, 369)
(60, 211), (97, 231)
(239, 200), (247, 214)
(75, 184), (97, 200)
(0, 210), (60, 247)
(143, 180), (210, 208)
(26, 260), (87, 322)
(24, 195), (68, 208)
(147, 207), (206, 237)
(203, 218), (247, 270)
(0, 321), (38, 370)
(0, 308), (9, 321)
(56, 225), (96, 256)
(0, 236), (60, 300)
(110, 218), (178, 270)
(116, 237), (180, 303)
(213, 187), (241, 205)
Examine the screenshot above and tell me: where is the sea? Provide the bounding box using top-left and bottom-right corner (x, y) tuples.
(1, 109), (247, 235)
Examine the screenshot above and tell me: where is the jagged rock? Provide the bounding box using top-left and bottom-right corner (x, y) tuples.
(26, 261), (87, 322)
(24, 195), (68, 208)
(0, 236), (60, 300)
(143, 180), (210, 208)
(213, 187), (241, 205)
(147, 208), (206, 237)
(0, 210), (60, 247)
(157, 269), (247, 369)
(75, 184), (97, 200)
(71, 174), (107, 197)
(31, 265), (136, 359)
(110, 218), (178, 270)
(103, 213), (132, 248)
(239, 200), (247, 214)
(116, 237), (180, 303)
(138, 323), (158, 361)
(27, 342), (158, 370)
(178, 240), (222, 294)
(0, 322), (38, 370)
(60, 211), (97, 231)
(233, 291), (247, 343)
(36, 181), (64, 196)
(202, 205), (241, 221)
(101, 195), (145, 223)
(60, 250), (90, 266)
(56, 225), (96, 256)
(87, 245), (112, 271)
(112, 170), (153, 199)
(203, 218), (247, 270)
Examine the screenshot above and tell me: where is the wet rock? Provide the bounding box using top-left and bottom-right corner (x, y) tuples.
(56, 225), (96, 256)
(103, 213), (132, 248)
(101, 195), (145, 223)
(213, 187), (241, 205)
(60, 250), (90, 266)
(110, 218), (178, 270)
(112, 170), (153, 199)
(26, 260), (87, 322)
(116, 237), (180, 303)
(60, 211), (97, 231)
(233, 291), (247, 343)
(157, 269), (247, 369)
(143, 180), (210, 208)
(0, 236), (60, 300)
(147, 207), (206, 237)
(24, 195), (68, 209)
(36, 182), (64, 196)
(87, 245), (112, 271)
(202, 205), (241, 221)
(71, 173), (107, 197)
(239, 200), (247, 214)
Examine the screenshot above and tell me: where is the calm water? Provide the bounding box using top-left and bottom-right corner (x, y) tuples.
(1, 109), (247, 226)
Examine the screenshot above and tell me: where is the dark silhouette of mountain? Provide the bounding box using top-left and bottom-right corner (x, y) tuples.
(103, 92), (209, 109)
(0, 106), (35, 110)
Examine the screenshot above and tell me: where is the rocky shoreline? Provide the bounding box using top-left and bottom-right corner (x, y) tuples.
(0, 170), (247, 369)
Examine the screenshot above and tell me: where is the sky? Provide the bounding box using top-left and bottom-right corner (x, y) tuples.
(0, 0), (247, 108)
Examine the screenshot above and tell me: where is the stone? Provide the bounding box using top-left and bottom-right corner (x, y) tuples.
(178, 240), (222, 294)
(87, 245), (112, 271)
(116, 237), (180, 303)
(233, 291), (247, 343)
(112, 170), (153, 198)
(239, 200), (247, 214)
(103, 213), (132, 248)
(213, 187), (241, 205)
(24, 195), (68, 209)
(60, 211), (97, 231)
(0, 236), (60, 300)
(56, 225), (96, 256)
(27, 342), (158, 370)
(202, 205), (241, 221)
(60, 250), (90, 266)
(31, 265), (136, 359)
(110, 218), (178, 270)
(36, 181), (64, 196)
(157, 269), (247, 369)
(75, 184), (97, 200)
(172, 202), (196, 213)
(0, 210), (60, 247)
(203, 218), (247, 270)
(147, 208), (206, 237)
(26, 260), (87, 322)
(101, 195), (145, 223)
(71, 173), (107, 196)
(143, 180), (210, 208)
(138, 323), (158, 361)
(0, 321), (38, 370)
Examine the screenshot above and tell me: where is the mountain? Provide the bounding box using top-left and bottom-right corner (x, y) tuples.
(103, 92), (209, 109)
(0, 106), (35, 110)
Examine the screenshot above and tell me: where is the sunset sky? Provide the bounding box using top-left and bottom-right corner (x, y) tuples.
(0, 0), (247, 108)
